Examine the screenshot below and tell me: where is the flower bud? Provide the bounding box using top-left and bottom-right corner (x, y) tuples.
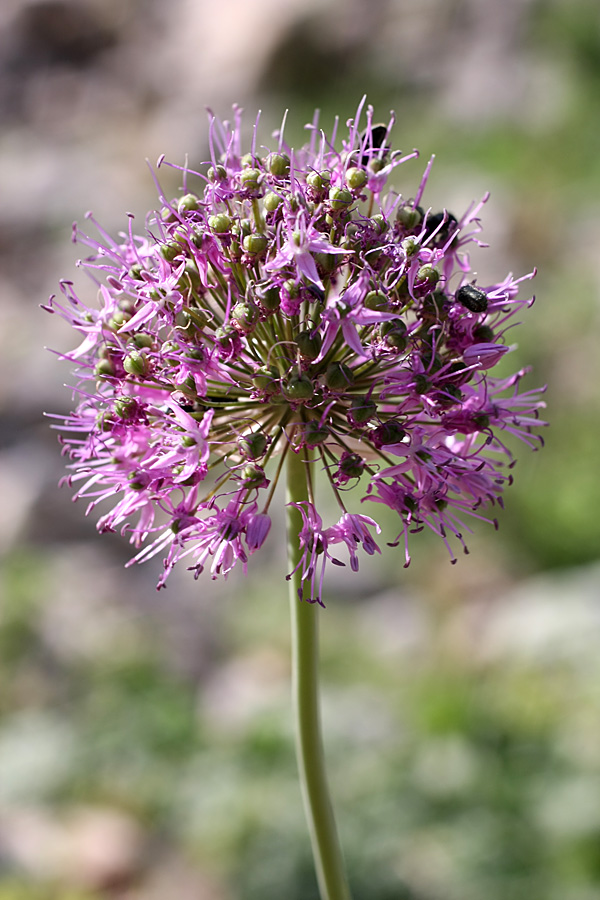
(231, 301), (260, 334)
(127, 471), (149, 492)
(246, 513), (272, 551)
(413, 374), (430, 394)
(114, 397), (137, 420)
(463, 342), (508, 369)
(241, 464), (269, 489)
(128, 263), (144, 280)
(238, 431), (268, 460)
(345, 166), (368, 190)
(282, 374), (314, 402)
(94, 359), (114, 377)
(177, 193), (199, 213)
(416, 264), (440, 287)
(473, 324), (495, 343)
(296, 330), (322, 360)
(339, 452), (365, 479)
(401, 236), (420, 258)
(263, 191), (283, 213)
(207, 164), (227, 182)
(266, 152), (290, 177)
(381, 319), (408, 351)
(364, 290), (388, 311)
(252, 365), (279, 392)
(370, 214), (388, 235)
(303, 420), (329, 446)
(131, 332), (154, 349)
(306, 171), (324, 190)
(371, 421), (406, 446)
(349, 395), (377, 424)
(242, 234), (268, 256)
(255, 283), (280, 311)
(208, 213), (231, 234)
(455, 283), (488, 313)
(396, 204), (423, 230)
(324, 361), (354, 391)
(239, 168), (261, 191)
(160, 241), (183, 261)
(328, 187), (353, 212)
(123, 351), (150, 377)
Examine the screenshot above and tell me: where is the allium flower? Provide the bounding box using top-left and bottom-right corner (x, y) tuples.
(46, 97), (546, 604)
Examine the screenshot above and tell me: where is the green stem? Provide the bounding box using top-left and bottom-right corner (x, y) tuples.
(286, 448), (352, 900)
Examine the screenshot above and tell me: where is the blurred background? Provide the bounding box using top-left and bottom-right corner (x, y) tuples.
(1, 0), (599, 897)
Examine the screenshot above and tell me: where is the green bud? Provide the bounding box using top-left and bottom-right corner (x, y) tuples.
(396, 204), (423, 230)
(114, 397), (137, 419)
(239, 168), (261, 190)
(282, 375), (314, 402)
(127, 472), (147, 492)
(349, 395), (377, 424)
(401, 236), (420, 258)
(339, 452), (365, 479)
(364, 290), (389, 311)
(123, 351), (149, 377)
(413, 374), (430, 394)
(345, 166), (368, 190)
(128, 263), (144, 280)
(304, 420), (330, 445)
(242, 233), (268, 256)
(324, 361), (354, 391)
(238, 431), (268, 460)
(131, 332), (154, 349)
(314, 251), (338, 273)
(263, 191), (283, 213)
(231, 301), (259, 333)
(442, 384), (463, 403)
(306, 171), (324, 191)
(177, 193), (199, 213)
(473, 414), (490, 430)
(94, 359), (114, 377)
(381, 319), (408, 351)
(370, 214), (388, 235)
(266, 152), (290, 177)
(241, 463), (267, 488)
(208, 213), (231, 234)
(161, 205), (177, 224)
(372, 421), (406, 445)
(296, 330), (322, 360)
(416, 264), (440, 286)
(191, 227), (206, 248)
(160, 241), (183, 261)
(255, 284), (280, 311)
(328, 187), (353, 212)
(208, 164), (227, 182)
(252, 365), (279, 392)
(107, 310), (131, 332)
(473, 324), (495, 343)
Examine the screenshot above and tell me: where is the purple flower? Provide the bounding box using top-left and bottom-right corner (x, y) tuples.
(46, 98), (546, 600)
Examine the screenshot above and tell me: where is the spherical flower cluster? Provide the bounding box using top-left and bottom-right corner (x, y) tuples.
(46, 98), (546, 604)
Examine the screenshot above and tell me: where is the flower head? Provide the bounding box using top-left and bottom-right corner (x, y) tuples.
(46, 97), (545, 602)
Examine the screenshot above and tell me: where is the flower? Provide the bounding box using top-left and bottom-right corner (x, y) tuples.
(46, 97), (546, 603)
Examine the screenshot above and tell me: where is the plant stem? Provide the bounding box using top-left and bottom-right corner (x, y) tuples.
(286, 447), (352, 900)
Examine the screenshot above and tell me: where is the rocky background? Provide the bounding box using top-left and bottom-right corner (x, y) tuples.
(1, 1), (600, 898)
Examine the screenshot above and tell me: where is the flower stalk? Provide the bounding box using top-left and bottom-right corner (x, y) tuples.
(287, 447), (352, 900)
